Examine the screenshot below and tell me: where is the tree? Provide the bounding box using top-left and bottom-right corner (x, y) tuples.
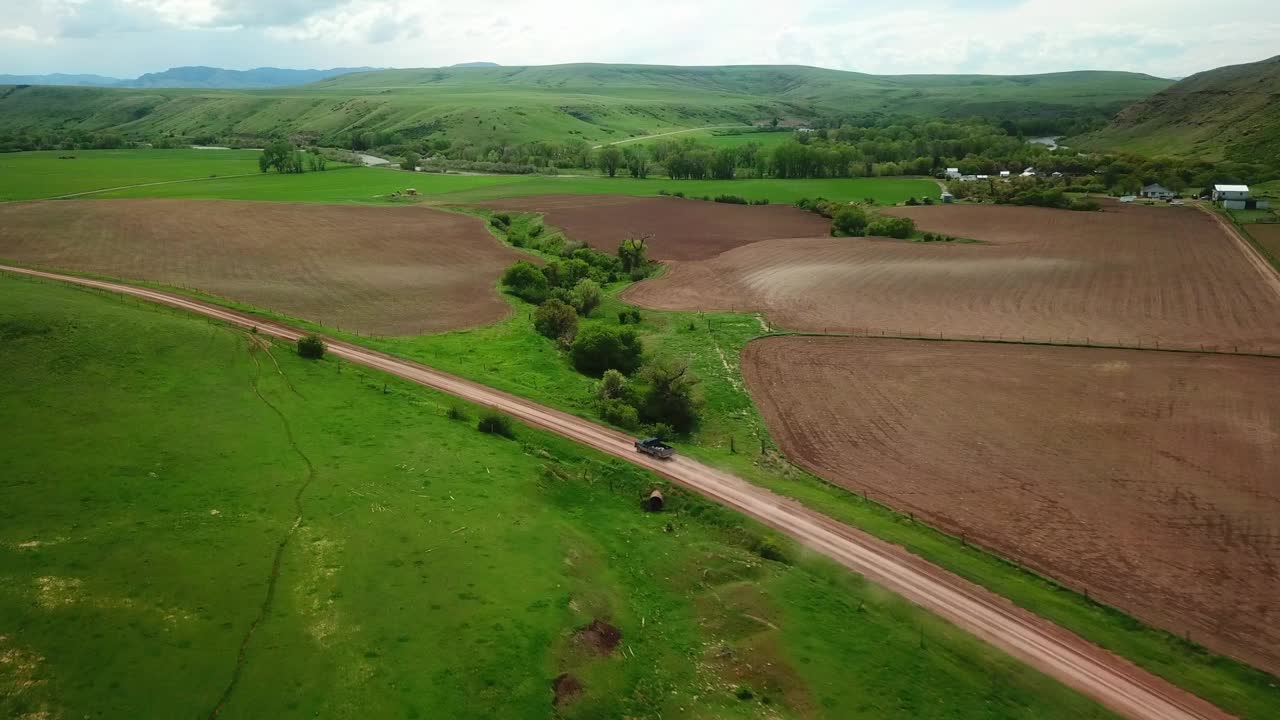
(618, 236), (651, 275)
(259, 141), (305, 174)
(533, 298), (579, 343)
(637, 356), (702, 433)
(401, 151), (420, 171)
(570, 278), (602, 317)
(501, 261), (550, 303)
(866, 215), (916, 239)
(296, 334), (326, 359)
(623, 145), (650, 178)
(571, 326), (644, 376)
(831, 205), (870, 236)
(596, 369), (628, 401)
(596, 145), (623, 177)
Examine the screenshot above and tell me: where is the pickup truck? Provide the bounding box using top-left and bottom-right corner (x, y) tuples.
(634, 438), (675, 460)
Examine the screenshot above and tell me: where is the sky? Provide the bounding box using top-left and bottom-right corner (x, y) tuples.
(1, 0), (1277, 79)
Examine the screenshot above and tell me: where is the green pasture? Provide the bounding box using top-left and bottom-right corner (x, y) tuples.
(89, 162), (936, 205)
(0, 149), (262, 202)
(0, 273), (1120, 720)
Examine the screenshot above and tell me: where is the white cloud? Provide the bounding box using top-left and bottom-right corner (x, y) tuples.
(0, 0), (1276, 78)
(0, 24), (46, 43)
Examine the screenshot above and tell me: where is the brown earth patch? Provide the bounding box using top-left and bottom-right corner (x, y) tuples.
(625, 202), (1280, 353)
(742, 335), (1280, 674)
(470, 194), (830, 261)
(551, 672), (583, 707)
(574, 619), (622, 656)
(0, 199), (524, 336)
(1247, 223), (1280, 263)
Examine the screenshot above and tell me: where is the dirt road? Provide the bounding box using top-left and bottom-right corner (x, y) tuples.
(591, 125), (750, 148)
(0, 264), (1234, 720)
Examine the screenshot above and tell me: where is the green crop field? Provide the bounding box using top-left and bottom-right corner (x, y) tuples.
(0, 273), (1121, 720)
(0, 149), (263, 202)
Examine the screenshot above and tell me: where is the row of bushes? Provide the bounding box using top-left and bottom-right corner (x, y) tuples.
(656, 189), (770, 206)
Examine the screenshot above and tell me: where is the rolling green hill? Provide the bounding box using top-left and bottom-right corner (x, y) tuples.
(1075, 55), (1280, 163)
(0, 63), (1170, 148)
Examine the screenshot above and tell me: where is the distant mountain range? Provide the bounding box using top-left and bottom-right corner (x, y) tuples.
(0, 66), (378, 89)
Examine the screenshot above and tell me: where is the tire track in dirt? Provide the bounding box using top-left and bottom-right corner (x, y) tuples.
(0, 264), (1235, 720)
(206, 334), (317, 720)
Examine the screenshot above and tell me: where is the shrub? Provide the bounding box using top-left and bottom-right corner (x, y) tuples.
(491, 212), (512, 228)
(923, 196), (935, 206)
(528, 223), (544, 238)
(754, 537), (791, 564)
(596, 369), (628, 401)
(905, 196), (920, 206)
(446, 405), (468, 421)
(571, 326), (644, 376)
(296, 334), (326, 359)
(672, 191), (685, 198)
(533, 298), (579, 343)
(599, 398), (640, 429)
(570, 278), (603, 317)
(713, 194), (748, 205)
(831, 205), (869, 236)
(1069, 198), (1101, 212)
(866, 215), (916, 239)
(542, 258), (591, 290)
(618, 309), (642, 325)
(477, 411), (515, 438)
(749, 198), (770, 205)
(502, 261), (549, 303)
(657, 189), (670, 196)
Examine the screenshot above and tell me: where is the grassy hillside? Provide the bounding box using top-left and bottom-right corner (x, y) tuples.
(1075, 55), (1280, 163)
(0, 63), (1170, 148)
(0, 273), (1121, 719)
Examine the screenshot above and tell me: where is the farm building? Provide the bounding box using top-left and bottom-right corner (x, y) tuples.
(1142, 184), (1175, 200)
(940, 192), (955, 203)
(946, 168), (961, 179)
(1000, 171), (1012, 178)
(1213, 184), (1269, 210)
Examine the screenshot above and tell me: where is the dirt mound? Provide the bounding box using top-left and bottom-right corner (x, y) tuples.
(0, 199), (524, 336)
(624, 203), (1280, 353)
(742, 335), (1280, 674)
(470, 194), (830, 261)
(552, 673), (582, 707)
(574, 619), (622, 655)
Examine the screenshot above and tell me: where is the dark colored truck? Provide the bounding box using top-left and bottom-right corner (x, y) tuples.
(634, 437), (675, 460)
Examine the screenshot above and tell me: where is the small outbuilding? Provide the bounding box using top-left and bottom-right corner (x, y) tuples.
(940, 192), (955, 203)
(644, 490), (665, 512)
(1141, 183), (1175, 200)
(999, 170), (1012, 178)
(945, 167), (961, 179)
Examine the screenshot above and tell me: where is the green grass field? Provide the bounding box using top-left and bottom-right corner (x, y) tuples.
(0, 273), (1122, 720)
(87, 162), (936, 205)
(0, 149), (263, 202)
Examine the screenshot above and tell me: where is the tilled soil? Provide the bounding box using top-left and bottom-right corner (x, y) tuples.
(470, 194), (831, 261)
(624, 203), (1280, 353)
(742, 335), (1280, 674)
(0, 199), (523, 335)
(1247, 223), (1280, 262)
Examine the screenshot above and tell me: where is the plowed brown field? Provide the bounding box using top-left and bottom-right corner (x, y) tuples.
(742, 336), (1280, 674)
(625, 203), (1280, 353)
(1247, 223), (1280, 262)
(470, 194), (830, 260)
(0, 199), (523, 335)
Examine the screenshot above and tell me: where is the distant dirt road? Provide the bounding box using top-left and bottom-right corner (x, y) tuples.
(0, 264), (1235, 720)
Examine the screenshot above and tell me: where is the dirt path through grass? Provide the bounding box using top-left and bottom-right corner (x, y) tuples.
(0, 263), (1235, 720)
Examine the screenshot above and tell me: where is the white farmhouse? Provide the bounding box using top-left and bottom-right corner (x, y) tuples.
(1141, 183), (1175, 200)
(946, 167), (962, 179)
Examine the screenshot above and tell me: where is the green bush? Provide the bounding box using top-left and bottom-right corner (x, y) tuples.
(533, 298), (579, 343)
(477, 411), (515, 438)
(571, 326), (644, 377)
(501, 261), (549, 303)
(296, 334), (325, 359)
(490, 212), (512, 228)
(867, 215), (916, 239)
(617, 309), (643, 325)
(446, 405), (468, 421)
(570, 278), (603, 317)
(1069, 198), (1101, 212)
(599, 398), (640, 429)
(831, 205), (869, 237)
(713, 194), (748, 205)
